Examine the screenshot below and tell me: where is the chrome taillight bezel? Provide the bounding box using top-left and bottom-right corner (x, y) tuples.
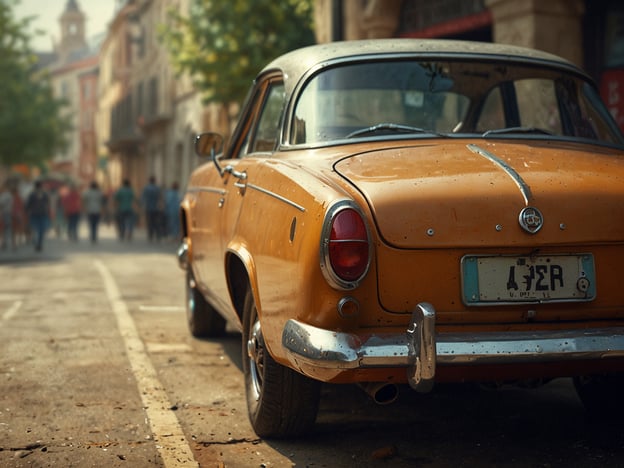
(319, 200), (372, 290)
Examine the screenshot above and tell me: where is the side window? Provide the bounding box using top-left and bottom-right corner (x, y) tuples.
(248, 82), (286, 154)
(232, 87), (262, 159)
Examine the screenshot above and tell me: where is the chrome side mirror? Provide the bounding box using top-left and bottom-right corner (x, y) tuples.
(194, 132), (228, 177)
(195, 132), (224, 157)
(194, 132), (246, 181)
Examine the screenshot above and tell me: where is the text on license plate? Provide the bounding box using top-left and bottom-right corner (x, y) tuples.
(461, 254), (596, 305)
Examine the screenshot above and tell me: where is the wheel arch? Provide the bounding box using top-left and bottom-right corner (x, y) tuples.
(179, 202), (190, 238)
(225, 246), (259, 326)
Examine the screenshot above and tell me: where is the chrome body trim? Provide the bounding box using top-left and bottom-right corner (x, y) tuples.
(467, 143), (533, 205)
(186, 186), (226, 196)
(282, 303), (624, 392)
(245, 183), (306, 212)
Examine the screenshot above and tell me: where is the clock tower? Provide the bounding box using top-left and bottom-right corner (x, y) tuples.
(57, 0), (87, 62)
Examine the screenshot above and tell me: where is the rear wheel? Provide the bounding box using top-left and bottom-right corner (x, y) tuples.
(242, 288), (320, 438)
(573, 373), (624, 418)
(186, 270), (226, 338)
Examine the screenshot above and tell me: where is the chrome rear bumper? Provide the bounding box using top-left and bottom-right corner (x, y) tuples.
(281, 302), (624, 392)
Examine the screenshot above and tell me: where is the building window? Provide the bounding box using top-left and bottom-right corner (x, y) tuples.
(83, 81), (91, 99)
(148, 77), (158, 117)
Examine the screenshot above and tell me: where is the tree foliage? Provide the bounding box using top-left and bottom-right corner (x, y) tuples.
(0, 0), (71, 170)
(161, 0), (315, 106)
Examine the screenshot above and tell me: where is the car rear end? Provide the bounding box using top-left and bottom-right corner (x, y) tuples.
(281, 39), (624, 414)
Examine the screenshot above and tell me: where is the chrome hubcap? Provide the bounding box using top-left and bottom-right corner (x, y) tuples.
(247, 320), (263, 400)
(186, 277), (195, 320)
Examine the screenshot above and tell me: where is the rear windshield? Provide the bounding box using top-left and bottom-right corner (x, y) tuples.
(291, 60), (623, 146)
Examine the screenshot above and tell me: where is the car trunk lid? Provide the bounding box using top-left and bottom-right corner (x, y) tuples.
(334, 139), (624, 249)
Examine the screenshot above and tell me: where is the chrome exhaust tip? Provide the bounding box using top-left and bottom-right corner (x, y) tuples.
(358, 382), (399, 405)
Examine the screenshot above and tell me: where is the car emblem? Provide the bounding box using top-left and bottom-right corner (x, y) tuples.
(518, 207), (543, 234)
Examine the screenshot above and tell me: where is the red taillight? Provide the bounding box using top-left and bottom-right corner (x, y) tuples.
(328, 208), (369, 282)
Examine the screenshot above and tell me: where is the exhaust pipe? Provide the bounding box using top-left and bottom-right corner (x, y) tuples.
(359, 382), (399, 405)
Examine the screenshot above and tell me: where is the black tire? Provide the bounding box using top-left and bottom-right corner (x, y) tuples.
(573, 373), (624, 418)
(186, 270), (226, 338)
(242, 288), (321, 438)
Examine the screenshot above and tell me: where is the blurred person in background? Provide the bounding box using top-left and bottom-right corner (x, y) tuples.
(114, 179), (136, 241)
(141, 176), (162, 242)
(82, 181), (104, 244)
(0, 182), (14, 250)
(26, 180), (51, 252)
(10, 186), (26, 247)
(62, 184), (82, 241)
(49, 187), (65, 238)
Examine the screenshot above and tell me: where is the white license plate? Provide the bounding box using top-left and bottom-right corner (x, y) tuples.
(462, 254), (596, 305)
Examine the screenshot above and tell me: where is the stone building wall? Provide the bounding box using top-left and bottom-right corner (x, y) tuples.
(485, 0), (585, 66)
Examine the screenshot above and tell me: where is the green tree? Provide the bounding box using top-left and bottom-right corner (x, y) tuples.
(161, 0), (315, 106)
(0, 0), (71, 170)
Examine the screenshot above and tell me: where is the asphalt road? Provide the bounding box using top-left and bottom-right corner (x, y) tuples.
(1, 225), (622, 467)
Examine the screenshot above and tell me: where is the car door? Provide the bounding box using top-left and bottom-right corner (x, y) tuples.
(203, 75), (286, 314)
(190, 156), (229, 307)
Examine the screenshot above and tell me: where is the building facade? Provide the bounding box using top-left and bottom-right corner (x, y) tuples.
(77, 64), (99, 184)
(97, 0), (213, 194)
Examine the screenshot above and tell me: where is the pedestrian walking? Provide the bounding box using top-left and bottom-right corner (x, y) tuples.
(114, 179), (136, 241)
(82, 181), (104, 243)
(62, 184), (82, 241)
(141, 176), (163, 242)
(10, 186), (26, 247)
(25, 180), (51, 252)
(165, 181), (182, 241)
(49, 187), (65, 238)
(102, 189), (113, 226)
(0, 183), (14, 250)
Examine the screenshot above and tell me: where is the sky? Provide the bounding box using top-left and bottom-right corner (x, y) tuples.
(13, 0), (117, 51)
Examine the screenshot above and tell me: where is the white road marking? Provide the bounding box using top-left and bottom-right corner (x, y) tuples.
(94, 260), (198, 468)
(2, 301), (22, 322)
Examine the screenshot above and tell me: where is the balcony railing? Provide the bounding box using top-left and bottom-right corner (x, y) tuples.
(108, 75), (173, 150)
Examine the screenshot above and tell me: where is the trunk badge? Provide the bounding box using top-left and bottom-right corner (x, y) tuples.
(518, 207), (543, 234)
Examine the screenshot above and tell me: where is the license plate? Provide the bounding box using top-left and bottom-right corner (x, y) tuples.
(462, 254), (596, 305)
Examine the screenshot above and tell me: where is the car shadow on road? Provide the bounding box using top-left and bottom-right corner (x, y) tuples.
(270, 379), (624, 467)
(196, 331), (624, 466)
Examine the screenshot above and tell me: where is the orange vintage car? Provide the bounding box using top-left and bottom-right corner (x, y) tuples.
(179, 39), (624, 438)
